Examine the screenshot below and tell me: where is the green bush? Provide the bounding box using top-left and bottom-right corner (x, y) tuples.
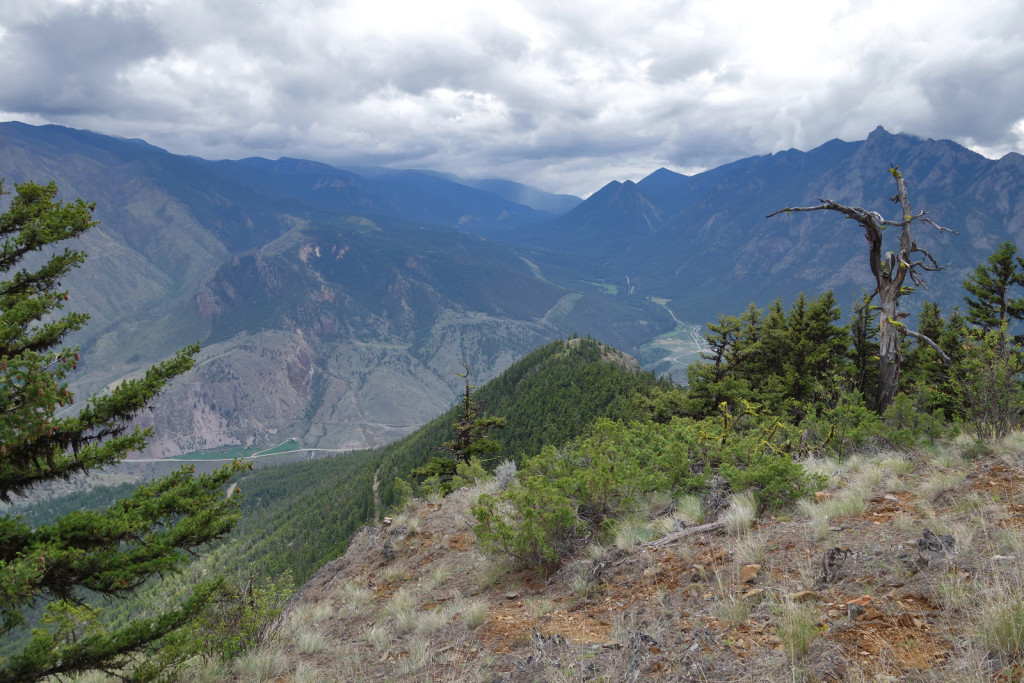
(168, 572), (294, 664)
(953, 327), (1024, 439)
(473, 472), (585, 569)
(798, 388), (884, 457)
(881, 392), (947, 449)
(473, 413), (821, 570)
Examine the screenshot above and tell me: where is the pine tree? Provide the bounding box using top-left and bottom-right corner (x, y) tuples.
(962, 241), (1024, 340)
(0, 181), (245, 682)
(443, 362), (506, 464)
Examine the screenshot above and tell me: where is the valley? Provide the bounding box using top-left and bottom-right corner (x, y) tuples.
(641, 297), (711, 378)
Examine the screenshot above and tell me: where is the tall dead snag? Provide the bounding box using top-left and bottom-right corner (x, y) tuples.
(767, 167), (957, 413)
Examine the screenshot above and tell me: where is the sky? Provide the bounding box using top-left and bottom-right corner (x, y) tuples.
(1, 0), (1022, 197)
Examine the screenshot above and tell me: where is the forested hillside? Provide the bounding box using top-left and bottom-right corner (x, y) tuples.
(7, 338), (670, 599)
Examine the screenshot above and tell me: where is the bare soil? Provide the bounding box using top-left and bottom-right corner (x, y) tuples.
(255, 446), (1024, 681)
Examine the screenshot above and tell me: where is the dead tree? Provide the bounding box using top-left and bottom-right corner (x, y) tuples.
(767, 167), (956, 413)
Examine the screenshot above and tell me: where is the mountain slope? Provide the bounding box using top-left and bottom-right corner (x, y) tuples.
(508, 128), (1024, 321)
(0, 122), (671, 454)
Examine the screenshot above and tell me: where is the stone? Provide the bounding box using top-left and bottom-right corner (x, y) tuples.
(787, 590), (819, 603)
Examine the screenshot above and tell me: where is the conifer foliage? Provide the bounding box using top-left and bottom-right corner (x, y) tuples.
(0, 181), (245, 682)
(962, 240), (1024, 340)
(443, 361), (507, 464)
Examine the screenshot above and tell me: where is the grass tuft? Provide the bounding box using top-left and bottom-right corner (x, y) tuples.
(614, 514), (656, 549)
(722, 490), (757, 535)
(732, 532), (766, 567)
(294, 629), (329, 654)
(231, 647), (288, 683)
(363, 623), (392, 651)
(462, 601), (488, 629)
(774, 600), (821, 662)
(674, 493), (706, 525)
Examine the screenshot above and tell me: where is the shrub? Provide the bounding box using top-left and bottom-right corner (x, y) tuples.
(882, 393), (947, 449)
(175, 572), (294, 663)
(473, 414), (821, 570)
(494, 460), (518, 490)
(953, 327), (1024, 439)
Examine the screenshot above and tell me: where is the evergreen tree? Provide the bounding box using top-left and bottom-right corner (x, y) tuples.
(962, 241), (1024, 340)
(0, 181), (245, 682)
(442, 362), (507, 464)
(685, 292), (851, 421)
(411, 362), (505, 492)
(849, 290), (880, 406)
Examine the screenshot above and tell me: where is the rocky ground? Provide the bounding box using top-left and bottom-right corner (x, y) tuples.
(213, 435), (1024, 682)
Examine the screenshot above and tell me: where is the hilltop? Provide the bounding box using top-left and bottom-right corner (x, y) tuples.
(214, 434), (1024, 682)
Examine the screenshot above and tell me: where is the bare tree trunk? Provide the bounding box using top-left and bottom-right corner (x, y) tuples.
(877, 292), (902, 411)
(768, 168), (956, 413)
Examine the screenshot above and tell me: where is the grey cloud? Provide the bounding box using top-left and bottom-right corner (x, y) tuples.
(0, 7), (166, 116)
(647, 45), (729, 84)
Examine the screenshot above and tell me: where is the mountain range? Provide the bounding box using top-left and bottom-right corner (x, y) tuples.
(2, 122), (1023, 456)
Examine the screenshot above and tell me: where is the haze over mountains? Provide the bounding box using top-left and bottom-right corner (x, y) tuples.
(2, 122), (1022, 456)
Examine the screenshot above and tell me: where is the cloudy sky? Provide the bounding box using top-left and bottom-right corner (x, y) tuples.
(1, 0), (1022, 196)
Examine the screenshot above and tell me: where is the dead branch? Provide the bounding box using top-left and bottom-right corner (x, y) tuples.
(902, 328), (952, 365)
(642, 519), (725, 549)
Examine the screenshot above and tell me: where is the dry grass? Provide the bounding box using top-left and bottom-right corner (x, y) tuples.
(233, 431), (1024, 683)
(674, 492), (705, 524)
(722, 490), (757, 535)
(614, 514), (656, 549)
(732, 532), (766, 567)
(774, 599), (820, 663)
(231, 647), (288, 683)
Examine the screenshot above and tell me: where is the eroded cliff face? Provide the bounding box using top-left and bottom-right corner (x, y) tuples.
(137, 311), (563, 457)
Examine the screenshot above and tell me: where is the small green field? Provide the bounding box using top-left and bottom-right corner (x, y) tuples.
(638, 298), (708, 379)
(580, 279), (619, 295)
(170, 440), (301, 462)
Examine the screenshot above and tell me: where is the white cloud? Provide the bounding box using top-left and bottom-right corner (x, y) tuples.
(1, 0), (1021, 196)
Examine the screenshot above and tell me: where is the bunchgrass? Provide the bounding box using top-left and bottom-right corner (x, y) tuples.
(294, 629), (329, 654)
(401, 636), (432, 674)
(335, 645), (364, 679)
(290, 662), (322, 683)
(614, 515), (656, 549)
(880, 453), (915, 476)
(527, 597), (554, 617)
(649, 515), (677, 538)
(674, 493), (705, 525)
(423, 566), (451, 591)
(976, 587), (1024, 660)
(713, 580), (751, 629)
(336, 580), (373, 618)
(722, 490), (757, 536)
(413, 608), (449, 635)
(797, 499), (833, 540)
(774, 600), (821, 662)
(474, 554), (511, 590)
(571, 574), (595, 600)
(463, 601), (488, 629)
(177, 657), (229, 683)
(379, 563), (408, 584)
(231, 647), (288, 683)
(732, 532), (766, 567)
(364, 623), (392, 651)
